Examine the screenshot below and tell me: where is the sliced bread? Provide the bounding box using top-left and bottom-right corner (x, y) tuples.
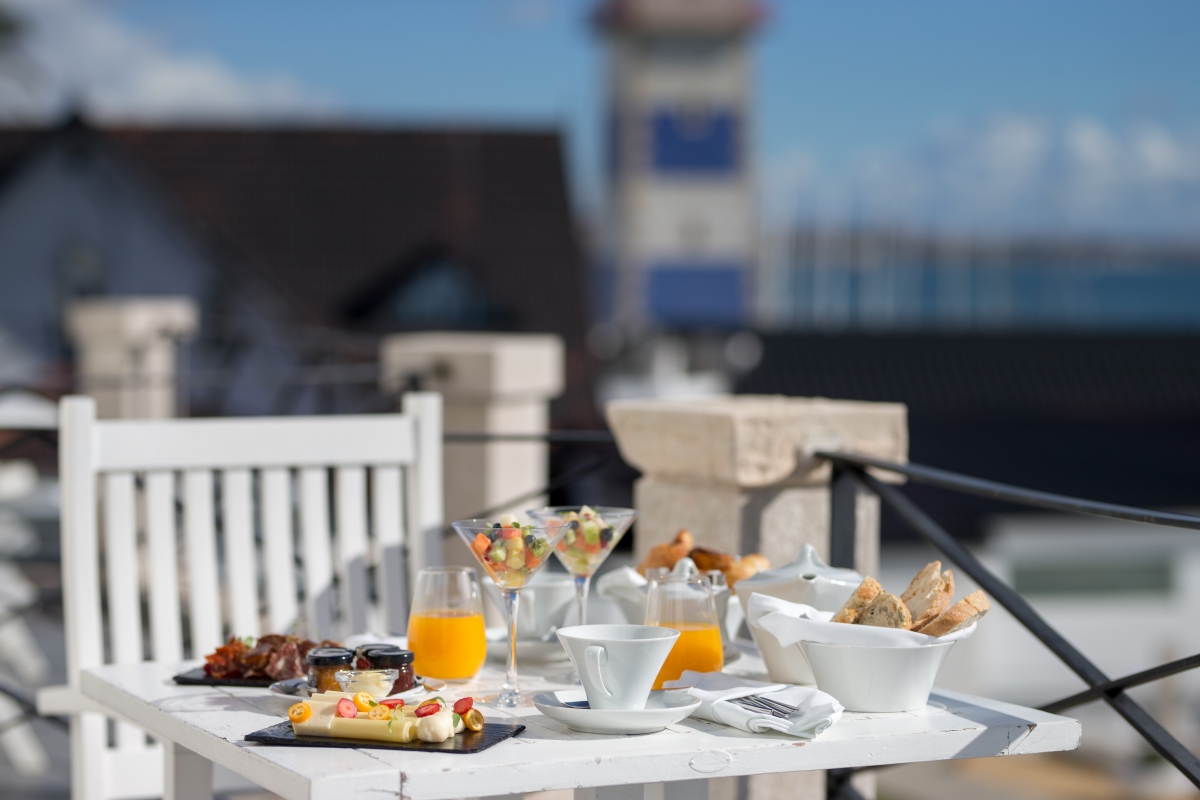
(915, 589), (990, 636)
(831, 576), (883, 624)
(903, 562), (955, 630)
(858, 591), (913, 630)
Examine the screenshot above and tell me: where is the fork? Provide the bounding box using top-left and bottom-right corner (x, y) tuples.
(730, 695), (800, 719)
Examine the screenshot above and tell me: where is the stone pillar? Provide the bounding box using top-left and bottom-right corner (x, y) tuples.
(606, 395), (907, 800)
(65, 298), (198, 420)
(380, 333), (564, 565)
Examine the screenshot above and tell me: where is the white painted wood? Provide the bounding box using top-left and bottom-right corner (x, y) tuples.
(101, 471), (145, 752)
(94, 414), (416, 471)
(164, 742), (212, 800)
(576, 785), (659, 800)
(299, 468), (335, 641)
(221, 469), (259, 638)
(80, 655), (1081, 800)
(372, 465), (407, 633)
(260, 468), (298, 634)
(145, 471), (183, 662)
(53, 395), (442, 800)
(184, 470), (222, 655)
(334, 466), (369, 637)
(59, 398), (104, 681)
(403, 392), (444, 572)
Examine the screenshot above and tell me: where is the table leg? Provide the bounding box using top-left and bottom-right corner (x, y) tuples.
(164, 741), (213, 800)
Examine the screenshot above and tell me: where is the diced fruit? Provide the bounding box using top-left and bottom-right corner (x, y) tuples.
(525, 547), (538, 568)
(453, 697), (473, 715)
(499, 514), (520, 528)
(489, 543), (507, 564)
(499, 526), (521, 540)
(415, 702), (441, 718)
(353, 692), (376, 712)
(379, 698), (405, 710)
(600, 527), (613, 543)
(463, 708), (484, 732)
(367, 704), (392, 720)
(506, 549), (524, 569)
(471, 533), (491, 557)
(336, 698), (357, 718)
(288, 702), (311, 723)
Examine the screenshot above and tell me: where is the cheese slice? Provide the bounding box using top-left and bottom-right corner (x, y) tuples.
(327, 716), (418, 743)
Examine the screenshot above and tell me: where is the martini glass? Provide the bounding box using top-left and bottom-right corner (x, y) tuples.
(453, 517), (573, 707)
(526, 506), (637, 629)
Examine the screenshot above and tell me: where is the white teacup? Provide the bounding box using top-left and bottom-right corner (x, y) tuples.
(556, 624), (679, 711)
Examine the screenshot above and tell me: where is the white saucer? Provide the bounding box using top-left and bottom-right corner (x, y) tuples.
(486, 631), (571, 664)
(533, 689), (701, 735)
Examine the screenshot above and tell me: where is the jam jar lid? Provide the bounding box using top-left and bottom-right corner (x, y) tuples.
(306, 647), (354, 666)
(363, 646), (414, 667)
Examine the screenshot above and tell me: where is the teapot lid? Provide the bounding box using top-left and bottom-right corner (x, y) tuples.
(737, 544), (861, 589)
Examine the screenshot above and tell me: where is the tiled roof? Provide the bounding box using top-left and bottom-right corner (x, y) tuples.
(0, 120), (597, 423)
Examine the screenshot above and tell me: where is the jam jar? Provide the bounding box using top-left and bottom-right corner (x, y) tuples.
(352, 643), (393, 670)
(363, 646), (415, 695)
(305, 647), (354, 693)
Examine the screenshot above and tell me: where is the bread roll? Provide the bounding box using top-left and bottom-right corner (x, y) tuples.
(858, 591), (913, 630)
(831, 577), (882, 624)
(636, 529), (694, 576)
(915, 590), (990, 636)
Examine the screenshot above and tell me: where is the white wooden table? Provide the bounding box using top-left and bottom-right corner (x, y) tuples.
(80, 649), (1080, 800)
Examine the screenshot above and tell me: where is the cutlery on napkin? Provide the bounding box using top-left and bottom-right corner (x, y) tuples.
(662, 671), (842, 738)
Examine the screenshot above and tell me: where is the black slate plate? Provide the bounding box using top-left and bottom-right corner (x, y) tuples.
(173, 667), (274, 688)
(244, 720), (525, 753)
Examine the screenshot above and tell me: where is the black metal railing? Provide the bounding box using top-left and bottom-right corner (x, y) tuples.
(820, 451), (1200, 800)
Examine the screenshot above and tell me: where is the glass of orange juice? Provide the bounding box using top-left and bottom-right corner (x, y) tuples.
(644, 571), (723, 690)
(407, 567), (487, 681)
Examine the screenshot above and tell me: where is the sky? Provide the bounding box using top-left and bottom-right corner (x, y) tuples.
(1, 0), (1199, 241)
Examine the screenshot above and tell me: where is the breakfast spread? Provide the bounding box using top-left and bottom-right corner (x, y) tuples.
(468, 514), (557, 589)
(287, 692), (483, 744)
(637, 529), (771, 586)
(831, 561), (990, 635)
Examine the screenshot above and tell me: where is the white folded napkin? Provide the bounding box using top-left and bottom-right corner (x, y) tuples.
(746, 594), (976, 649)
(663, 671), (843, 738)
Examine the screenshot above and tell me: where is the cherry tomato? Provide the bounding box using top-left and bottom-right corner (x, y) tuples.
(452, 697), (473, 715)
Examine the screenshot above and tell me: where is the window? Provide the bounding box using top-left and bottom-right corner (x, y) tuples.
(368, 259), (504, 330)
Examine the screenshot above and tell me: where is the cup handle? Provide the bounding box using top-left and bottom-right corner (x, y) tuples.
(584, 645), (612, 699)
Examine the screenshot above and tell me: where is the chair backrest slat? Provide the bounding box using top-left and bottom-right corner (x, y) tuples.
(299, 467), (335, 641)
(335, 466), (370, 637)
(221, 468), (260, 638)
(183, 469), (222, 655)
(102, 471), (149, 752)
(260, 466), (299, 634)
(144, 470), (182, 663)
(372, 465), (407, 632)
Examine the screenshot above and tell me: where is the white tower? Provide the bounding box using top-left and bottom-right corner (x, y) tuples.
(596, 0), (760, 331)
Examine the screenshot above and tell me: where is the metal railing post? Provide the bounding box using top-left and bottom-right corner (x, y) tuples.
(829, 467), (858, 569)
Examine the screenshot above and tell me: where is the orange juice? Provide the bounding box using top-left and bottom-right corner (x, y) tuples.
(651, 624), (723, 690)
(407, 611), (486, 680)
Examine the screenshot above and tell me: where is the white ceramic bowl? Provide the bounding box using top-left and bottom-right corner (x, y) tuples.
(800, 640), (957, 712)
(747, 623), (816, 685)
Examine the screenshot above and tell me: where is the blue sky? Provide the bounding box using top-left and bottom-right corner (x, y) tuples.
(6, 0), (1200, 238)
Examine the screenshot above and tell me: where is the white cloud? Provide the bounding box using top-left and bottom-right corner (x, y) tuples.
(0, 0), (333, 122)
(766, 114), (1200, 242)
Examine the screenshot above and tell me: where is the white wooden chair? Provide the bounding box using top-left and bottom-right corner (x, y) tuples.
(37, 394), (444, 800)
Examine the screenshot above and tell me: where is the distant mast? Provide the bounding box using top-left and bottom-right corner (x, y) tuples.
(595, 0), (761, 331)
